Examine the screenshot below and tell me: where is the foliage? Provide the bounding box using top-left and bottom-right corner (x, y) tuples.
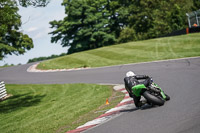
(169, 4), (186, 31)
(50, 0), (123, 54)
(0, 0), (51, 60)
(0, 63), (14, 68)
(0, 0), (34, 60)
(192, 0), (200, 10)
(126, 0), (191, 39)
(27, 53), (67, 63)
(18, 0), (50, 7)
(117, 0), (197, 40)
(117, 27), (137, 43)
(50, 0), (199, 54)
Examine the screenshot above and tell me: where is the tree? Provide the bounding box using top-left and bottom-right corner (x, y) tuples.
(127, 0), (172, 38)
(18, 0), (50, 7)
(117, 27), (137, 43)
(50, 0), (199, 54)
(0, 0), (34, 60)
(192, 0), (200, 10)
(50, 0), (118, 54)
(169, 4), (185, 31)
(119, 0), (194, 40)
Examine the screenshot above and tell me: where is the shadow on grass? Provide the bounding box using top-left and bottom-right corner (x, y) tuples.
(0, 93), (45, 113)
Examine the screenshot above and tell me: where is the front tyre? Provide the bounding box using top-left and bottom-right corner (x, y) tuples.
(143, 91), (165, 106)
(165, 94), (170, 101)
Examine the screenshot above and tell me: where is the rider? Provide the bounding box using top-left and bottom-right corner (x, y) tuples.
(124, 71), (152, 108)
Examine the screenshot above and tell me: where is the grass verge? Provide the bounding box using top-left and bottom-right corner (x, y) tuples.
(0, 84), (123, 133)
(37, 33), (200, 70)
(0, 64), (15, 68)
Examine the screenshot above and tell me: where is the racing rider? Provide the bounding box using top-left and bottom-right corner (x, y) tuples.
(124, 71), (152, 108)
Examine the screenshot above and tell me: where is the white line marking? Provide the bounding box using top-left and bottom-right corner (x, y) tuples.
(113, 85), (125, 91)
(121, 90), (127, 93)
(120, 98), (133, 104)
(77, 117), (109, 129)
(106, 103), (135, 113)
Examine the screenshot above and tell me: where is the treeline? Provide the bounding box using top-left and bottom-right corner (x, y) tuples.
(27, 53), (67, 63)
(49, 0), (200, 54)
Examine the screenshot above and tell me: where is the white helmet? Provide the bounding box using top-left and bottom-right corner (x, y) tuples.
(126, 71), (136, 77)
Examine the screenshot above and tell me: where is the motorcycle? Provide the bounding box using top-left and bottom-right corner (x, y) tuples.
(132, 80), (170, 106)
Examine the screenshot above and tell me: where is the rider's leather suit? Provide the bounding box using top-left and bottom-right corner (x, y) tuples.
(124, 75), (151, 107)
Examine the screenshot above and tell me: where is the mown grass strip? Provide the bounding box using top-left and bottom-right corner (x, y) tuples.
(37, 33), (200, 70)
(0, 84), (123, 133)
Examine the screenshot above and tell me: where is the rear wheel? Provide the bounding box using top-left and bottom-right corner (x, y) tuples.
(143, 91), (165, 106)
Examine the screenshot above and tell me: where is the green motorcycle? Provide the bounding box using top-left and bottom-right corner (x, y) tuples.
(132, 81), (170, 106)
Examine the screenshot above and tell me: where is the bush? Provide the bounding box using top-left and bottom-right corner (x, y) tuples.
(27, 53), (67, 63)
(117, 27), (137, 43)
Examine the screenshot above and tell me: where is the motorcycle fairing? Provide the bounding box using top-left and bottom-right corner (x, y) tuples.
(132, 84), (146, 97)
(152, 83), (167, 100)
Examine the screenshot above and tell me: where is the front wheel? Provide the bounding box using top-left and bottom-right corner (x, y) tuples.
(165, 94), (170, 101)
(143, 91), (165, 106)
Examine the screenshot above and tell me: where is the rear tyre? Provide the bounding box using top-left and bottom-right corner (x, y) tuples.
(143, 91), (165, 106)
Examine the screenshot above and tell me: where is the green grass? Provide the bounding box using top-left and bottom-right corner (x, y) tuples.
(37, 33), (200, 70)
(0, 84), (123, 133)
(0, 64), (15, 68)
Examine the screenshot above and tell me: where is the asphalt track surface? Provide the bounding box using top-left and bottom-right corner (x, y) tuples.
(1, 57), (200, 133)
